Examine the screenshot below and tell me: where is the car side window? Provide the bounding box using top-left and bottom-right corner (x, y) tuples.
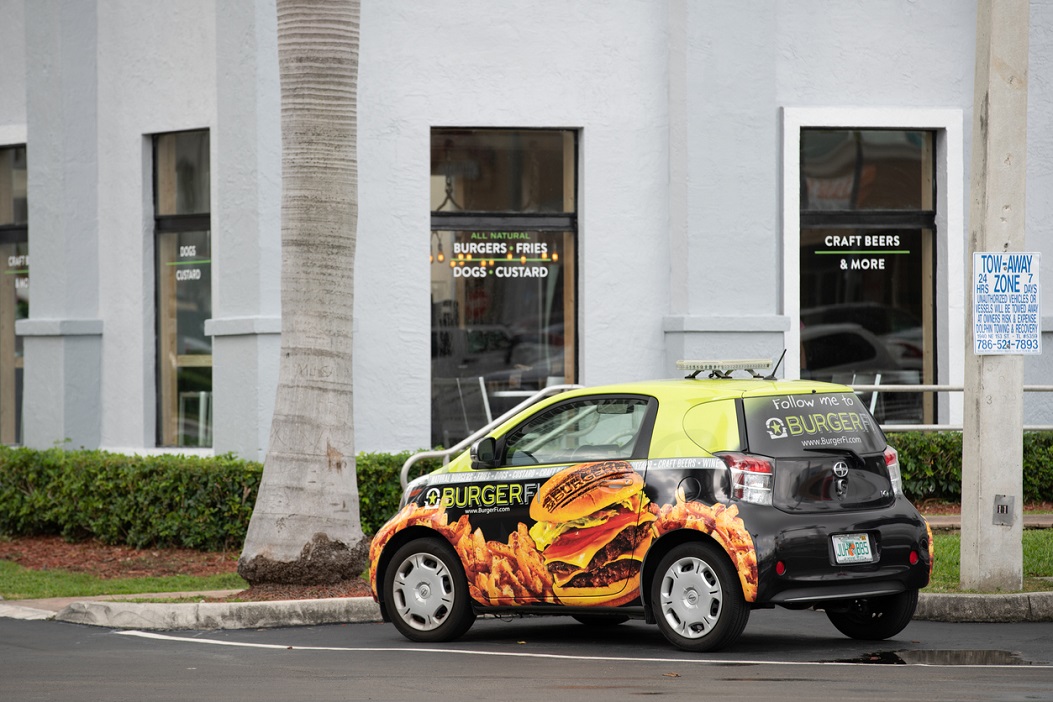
(503, 397), (651, 465)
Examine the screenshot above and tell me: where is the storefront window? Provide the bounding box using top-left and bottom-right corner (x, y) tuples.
(430, 129), (577, 447)
(154, 131), (212, 446)
(799, 130), (935, 424)
(0, 145), (28, 445)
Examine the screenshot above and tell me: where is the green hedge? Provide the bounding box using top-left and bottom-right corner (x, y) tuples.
(889, 431), (1053, 504)
(2, 435), (1051, 551)
(0, 447), (261, 551)
(0, 446), (441, 551)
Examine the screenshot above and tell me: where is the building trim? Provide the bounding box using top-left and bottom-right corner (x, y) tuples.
(16, 318), (103, 336)
(205, 316), (282, 337)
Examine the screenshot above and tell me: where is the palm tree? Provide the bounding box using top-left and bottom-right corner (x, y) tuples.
(238, 0), (366, 585)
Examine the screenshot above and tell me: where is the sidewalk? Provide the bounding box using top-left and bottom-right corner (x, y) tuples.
(3, 513), (1052, 630)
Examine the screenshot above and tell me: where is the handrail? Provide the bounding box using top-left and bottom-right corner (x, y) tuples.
(848, 383), (1053, 433)
(849, 384), (1053, 393)
(399, 384), (584, 489)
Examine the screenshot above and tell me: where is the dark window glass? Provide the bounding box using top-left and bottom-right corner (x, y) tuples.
(155, 131), (210, 216)
(1, 240), (27, 445)
(801, 130), (933, 211)
(432, 129), (574, 214)
(0, 146), (27, 226)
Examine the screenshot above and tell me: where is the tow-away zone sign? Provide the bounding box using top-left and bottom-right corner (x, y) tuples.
(973, 252), (1041, 355)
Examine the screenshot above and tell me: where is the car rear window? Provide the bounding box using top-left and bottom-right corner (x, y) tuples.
(742, 392), (886, 457)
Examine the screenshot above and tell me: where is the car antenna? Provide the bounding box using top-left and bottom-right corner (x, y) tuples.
(765, 349), (786, 380)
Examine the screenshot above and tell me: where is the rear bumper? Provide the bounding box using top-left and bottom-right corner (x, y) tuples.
(742, 501), (932, 604)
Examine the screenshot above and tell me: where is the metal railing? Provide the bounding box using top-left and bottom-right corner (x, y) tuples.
(400, 384), (583, 489)
(849, 383), (1053, 433)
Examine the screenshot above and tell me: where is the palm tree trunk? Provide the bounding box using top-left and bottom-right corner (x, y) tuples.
(238, 0), (364, 585)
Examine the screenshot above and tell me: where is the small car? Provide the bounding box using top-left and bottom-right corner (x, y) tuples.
(368, 359), (933, 652)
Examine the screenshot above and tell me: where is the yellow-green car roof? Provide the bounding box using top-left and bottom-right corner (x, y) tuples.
(439, 377), (855, 471)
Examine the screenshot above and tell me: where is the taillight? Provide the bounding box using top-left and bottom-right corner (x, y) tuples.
(719, 452), (774, 506)
(884, 446), (903, 497)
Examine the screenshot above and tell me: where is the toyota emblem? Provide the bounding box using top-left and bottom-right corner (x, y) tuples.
(833, 461), (849, 478)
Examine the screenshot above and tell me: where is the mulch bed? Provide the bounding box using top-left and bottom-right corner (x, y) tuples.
(0, 535), (372, 601)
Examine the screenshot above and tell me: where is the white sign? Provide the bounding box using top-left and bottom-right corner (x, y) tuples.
(973, 252), (1041, 355)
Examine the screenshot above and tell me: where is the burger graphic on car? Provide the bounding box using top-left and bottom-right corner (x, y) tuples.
(369, 359), (932, 652)
(528, 461), (655, 606)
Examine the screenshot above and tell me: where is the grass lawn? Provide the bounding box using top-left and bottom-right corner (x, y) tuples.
(927, 530), (1053, 593)
(0, 561), (246, 601)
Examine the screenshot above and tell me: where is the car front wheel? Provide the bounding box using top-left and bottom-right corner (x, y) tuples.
(825, 589), (919, 641)
(383, 538), (476, 643)
(651, 541), (749, 652)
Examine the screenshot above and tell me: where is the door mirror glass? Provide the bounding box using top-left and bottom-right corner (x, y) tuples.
(471, 436), (497, 468)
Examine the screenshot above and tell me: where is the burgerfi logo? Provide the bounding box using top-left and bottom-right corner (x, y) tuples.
(766, 410), (873, 438)
(424, 482), (540, 509)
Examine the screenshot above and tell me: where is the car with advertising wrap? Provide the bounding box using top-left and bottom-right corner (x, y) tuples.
(368, 359), (933, 652)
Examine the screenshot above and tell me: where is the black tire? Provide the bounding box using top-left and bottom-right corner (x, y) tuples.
(383, 538), (476, 643)
(650, 541), (750, 652)
(825, 589), (919, 641)
(572, 613), (630, 627)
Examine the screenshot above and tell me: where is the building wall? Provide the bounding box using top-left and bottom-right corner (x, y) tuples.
(3, 0), (1052, 456)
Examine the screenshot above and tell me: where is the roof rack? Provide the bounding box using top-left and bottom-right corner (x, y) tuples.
(677, 358), (772, 380)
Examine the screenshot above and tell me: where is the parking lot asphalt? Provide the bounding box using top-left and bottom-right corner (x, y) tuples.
(3, 513), (1052, 630)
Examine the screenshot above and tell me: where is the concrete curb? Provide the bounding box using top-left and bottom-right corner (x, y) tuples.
(915, 591), (1053, 623)
(53, 596), (382, 630)
(5, 593), (1053, 630)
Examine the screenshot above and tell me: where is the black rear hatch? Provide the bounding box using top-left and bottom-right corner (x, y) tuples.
(741, 392), (895, 514)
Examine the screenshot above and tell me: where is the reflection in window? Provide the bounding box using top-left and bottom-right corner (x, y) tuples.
(799, 129), (936, 424)
(154, 132), (212, 446)
(430, 129), (577, 447)
(801, 130), (933, 211)
(502, 398), (650, 466)
(0, 145), (28, 445)
(431, 129), (573, 214)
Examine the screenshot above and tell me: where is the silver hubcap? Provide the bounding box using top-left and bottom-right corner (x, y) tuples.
(659, 555), (723, 639)
(392, 552), (455, 631)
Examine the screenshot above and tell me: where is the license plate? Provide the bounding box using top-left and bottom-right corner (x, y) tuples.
(832, 533), (873, 564)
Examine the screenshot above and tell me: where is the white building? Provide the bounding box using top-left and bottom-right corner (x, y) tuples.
(0, 0), (1050, 460)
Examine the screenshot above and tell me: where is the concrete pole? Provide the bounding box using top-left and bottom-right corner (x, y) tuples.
(962, 0), (1029, 591)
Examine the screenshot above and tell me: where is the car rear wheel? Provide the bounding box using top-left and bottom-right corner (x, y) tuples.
(825, 589), (919, 641)
(651, 541), (749, 652)
(384, 538), (476, 643)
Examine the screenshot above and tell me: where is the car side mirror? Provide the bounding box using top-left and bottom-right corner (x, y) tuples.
(471, 437), (498, 468)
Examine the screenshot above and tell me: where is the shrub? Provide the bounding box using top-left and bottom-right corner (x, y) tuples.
(889, 431), (1053, 504)
(0, 446), (441, 551)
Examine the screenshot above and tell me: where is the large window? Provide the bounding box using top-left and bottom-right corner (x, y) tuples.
(153, 131), (212, 447)
(0, 145), (28, 445)
(799, 129), (936, 424)
(430, 128), (577, 447)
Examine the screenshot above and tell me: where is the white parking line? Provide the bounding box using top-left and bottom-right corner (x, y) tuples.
(115, 630), (1051, 668)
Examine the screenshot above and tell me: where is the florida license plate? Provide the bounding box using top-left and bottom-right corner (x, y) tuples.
(832, 533), (873, 564)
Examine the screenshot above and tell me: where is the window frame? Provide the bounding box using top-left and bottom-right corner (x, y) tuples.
(781, 108), (966, 427)
(151, 130), (213, 448)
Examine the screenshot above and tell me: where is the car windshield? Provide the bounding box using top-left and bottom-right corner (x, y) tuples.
(742, 392), (886, 457)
